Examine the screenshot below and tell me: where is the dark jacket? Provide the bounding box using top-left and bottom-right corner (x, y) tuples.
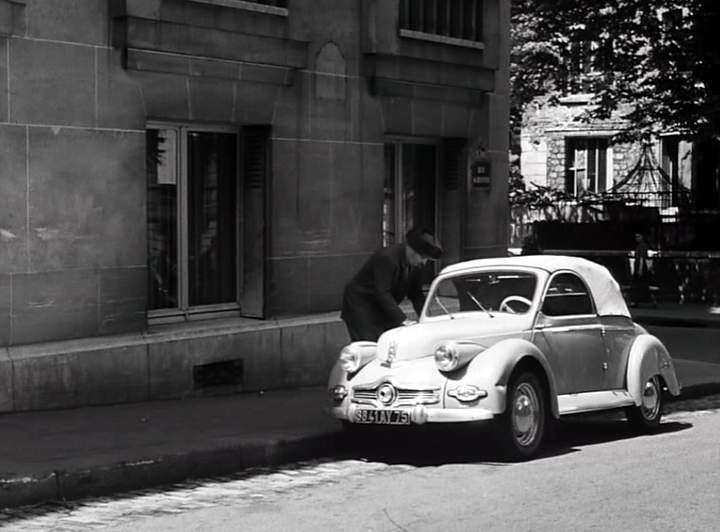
(341, 243), (425, 342)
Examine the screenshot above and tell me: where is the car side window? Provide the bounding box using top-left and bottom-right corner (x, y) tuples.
(541, 273), (594, 316)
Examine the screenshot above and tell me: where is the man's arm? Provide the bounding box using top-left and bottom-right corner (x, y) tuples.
(407, 268), (426, 317)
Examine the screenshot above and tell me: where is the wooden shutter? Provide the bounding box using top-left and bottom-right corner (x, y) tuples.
(240, 126), (270, 318)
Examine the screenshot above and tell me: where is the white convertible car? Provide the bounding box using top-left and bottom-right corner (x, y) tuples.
(327, 255), (681, 460)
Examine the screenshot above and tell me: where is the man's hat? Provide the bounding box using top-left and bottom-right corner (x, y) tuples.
(406, 228), (443, 260)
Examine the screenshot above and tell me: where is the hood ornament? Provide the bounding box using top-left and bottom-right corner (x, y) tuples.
(382, 341), (397, 367)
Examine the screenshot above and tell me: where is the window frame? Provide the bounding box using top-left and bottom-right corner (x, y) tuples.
(383, 136), (441, 249)
(146, 121), (243, 324)
(565, 137), (611, 195)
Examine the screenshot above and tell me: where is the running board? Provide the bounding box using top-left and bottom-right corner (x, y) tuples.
(558, 390), (635, 415)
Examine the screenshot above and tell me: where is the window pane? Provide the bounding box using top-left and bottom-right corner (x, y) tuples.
(574, 141), (587, 193)
(187, 131), (238, 306)
(542, 273), (593, 316)
(147, 128), (179, 310)
(438, 0), (450, 35)
(399, 0), (411, 29)
(588, 142), (597, 192)
(564, 140), (575, 193)
(598, 140), (607, 191)
(474, 0), (483, 41)
(425, 0), (437, 34)
(409, 0), (421, 30)
(401, 144), (437, 235)
(401, 144), (436, 287)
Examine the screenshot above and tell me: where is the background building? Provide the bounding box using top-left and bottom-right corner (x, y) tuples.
(0, 0), (510, 411)
(521, 96), (694, 212)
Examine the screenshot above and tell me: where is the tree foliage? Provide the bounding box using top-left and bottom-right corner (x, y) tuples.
(511, 0), (720, 143)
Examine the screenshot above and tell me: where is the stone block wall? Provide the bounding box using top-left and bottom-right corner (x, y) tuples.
(0, 0), (147, 347)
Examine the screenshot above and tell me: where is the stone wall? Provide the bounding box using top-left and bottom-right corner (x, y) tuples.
(0, 0), (509, 345)
(0, 313), (348, 413)
(0, 0), (146, 346)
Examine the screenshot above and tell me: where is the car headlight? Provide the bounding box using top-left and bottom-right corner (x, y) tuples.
(434, 343), (459, 371)
(329, 385), (348, 401)
(434, 341), (485, 372)
(339, 342), (376, 373)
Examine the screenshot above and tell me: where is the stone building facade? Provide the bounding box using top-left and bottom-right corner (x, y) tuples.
(0, 0), (510, 411)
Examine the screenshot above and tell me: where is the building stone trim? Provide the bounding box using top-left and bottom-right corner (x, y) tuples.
(399, 28), (485, 50)
(190, 0), (287, 17)
(371, 77), (486, 105)
(0, 121), (145, 134)
(114, 17), (308, 70)
(364, 53), (494, 105)
(126, 48), (296, 86)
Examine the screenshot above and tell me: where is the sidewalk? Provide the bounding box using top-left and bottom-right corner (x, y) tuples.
(630, 301), (720, 328)
(0, 387), (344, 509)
(1, 303), (719, 510)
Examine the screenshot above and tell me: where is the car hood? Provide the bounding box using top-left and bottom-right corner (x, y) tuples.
(375, 314), (533, 364)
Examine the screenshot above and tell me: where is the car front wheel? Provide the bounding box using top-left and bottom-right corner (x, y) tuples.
(497, 371), (546, 460)
(626, 375), (663, 431)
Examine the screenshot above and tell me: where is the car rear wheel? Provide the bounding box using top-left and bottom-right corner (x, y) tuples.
(496, 371), (546, 461)
(626, 375), (663, 431)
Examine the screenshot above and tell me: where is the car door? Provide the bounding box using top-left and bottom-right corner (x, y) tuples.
(532, 272), (607, 394)
(600, 315), (637, 390)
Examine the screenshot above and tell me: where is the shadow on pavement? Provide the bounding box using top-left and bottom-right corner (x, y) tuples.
(341, 416), (693, 467)
(548, 417), (691, 450)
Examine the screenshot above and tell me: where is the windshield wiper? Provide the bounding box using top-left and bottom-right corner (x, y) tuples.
(466, 291), (494, 318)
(433, 295), (455, 319)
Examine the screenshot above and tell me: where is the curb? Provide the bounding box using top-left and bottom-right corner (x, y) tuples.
(3, 382), (720, 510)
(0, 430), (345, 510)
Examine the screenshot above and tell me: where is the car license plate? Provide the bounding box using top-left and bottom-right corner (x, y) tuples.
(355, 409), (411, 425)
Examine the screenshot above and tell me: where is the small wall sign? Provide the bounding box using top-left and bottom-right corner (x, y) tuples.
(470, 160), (491, 187)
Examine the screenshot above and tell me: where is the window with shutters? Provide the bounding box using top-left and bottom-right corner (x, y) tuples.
(398, 0), (484, 47)
(146, 123), (268, 322)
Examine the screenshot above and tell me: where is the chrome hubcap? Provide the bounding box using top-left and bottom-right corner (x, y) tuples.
(640, 377), (661, 420)
(512, 382), (540, 446)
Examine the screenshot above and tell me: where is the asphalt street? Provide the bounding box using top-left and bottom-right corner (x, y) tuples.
(3, 393), (720, 532)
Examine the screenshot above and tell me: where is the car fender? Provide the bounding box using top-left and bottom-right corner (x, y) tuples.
(460, 338), (559, 418)
(626, 334), (681, 404)
(327, 359), (347, 388)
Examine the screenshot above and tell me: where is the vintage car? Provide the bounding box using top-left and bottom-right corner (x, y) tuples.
(327, 255), (681, 460)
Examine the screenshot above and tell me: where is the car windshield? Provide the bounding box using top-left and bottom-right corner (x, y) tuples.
(425, 270), (538, 317)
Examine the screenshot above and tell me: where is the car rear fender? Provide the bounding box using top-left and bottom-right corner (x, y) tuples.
(626, 334), (681, 403)
(463, 338), (559, 418)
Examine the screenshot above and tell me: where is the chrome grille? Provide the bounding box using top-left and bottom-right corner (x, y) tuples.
(352, 384), (440, 407)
